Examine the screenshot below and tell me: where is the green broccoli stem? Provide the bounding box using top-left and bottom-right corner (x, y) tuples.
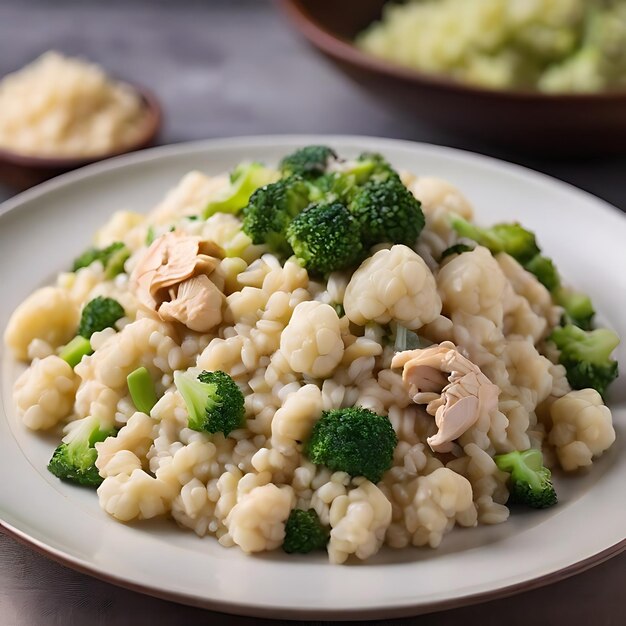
(48, 415), (116, 487)
(554, 287), (595, 330)
(449, 215), (540, 264)
(496, 449), (544, 490)
(582, 329), (620, 362)
(173, 370), (218, 429)
(59, 336), (93, 368)
(450, 215), (501, 250)
(104, 246), (131, 280)
(174, 370), (245, 435)
(494, 449), (557, 509)
(393, 324), (421, 352)
(203, 163), (278, 218)
(551, 325), (619, 364)
(145, 226), (156, 246)
(127, 367), (159, 414)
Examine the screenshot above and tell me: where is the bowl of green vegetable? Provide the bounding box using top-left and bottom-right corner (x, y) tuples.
(278, 0), (626, 155)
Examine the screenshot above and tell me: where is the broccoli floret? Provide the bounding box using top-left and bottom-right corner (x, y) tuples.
(127, 366), (159, 414)
(203, 162), (279, 218)
(349, 177), (425, 248)
(348, 151), (401, 185)
(450, 216), (540, 265)
(58, 336), (93, 368)
(305, 407), (397, 483)
(440, 243), (475, 261)
(241, 177), (311, 255)
(58, 296), (124, 369)
(524, 255), (561, 292)
(78, 296), (125, 338)
(48, 415), (116, 487)
(549, 325), (619, 397)
(174, 369), (245, 436)
(286, 202), (363, 275)
(72, 241), (131, 279)
(554, 286), (595, 330)
(283, 508), (329, 554)
(494, 449), (557, 509)
(307, 152), (400, 205)
(307, 171), (357, 203)
(280, 145), (337, 179)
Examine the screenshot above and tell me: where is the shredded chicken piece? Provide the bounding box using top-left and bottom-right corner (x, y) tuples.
(158, 274), (224, 332)
(131, 231), (225, 332)
(391, 341), (499, 453)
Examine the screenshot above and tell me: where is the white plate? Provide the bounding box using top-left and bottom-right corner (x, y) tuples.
(0, 136), (624, 620)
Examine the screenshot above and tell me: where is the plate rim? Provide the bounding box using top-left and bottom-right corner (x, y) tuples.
(2, 134), (626, 225)
(1, 518), (624, 620)
(1, 134), (625, 620)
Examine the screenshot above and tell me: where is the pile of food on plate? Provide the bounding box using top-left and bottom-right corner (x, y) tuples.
(357, 0), (626, 93)
(4, 145), (619, 563)
(0, 51), (150, 158)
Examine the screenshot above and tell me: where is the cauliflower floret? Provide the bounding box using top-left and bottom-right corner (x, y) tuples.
(4, 286), (80, 360)
(73, 317), (182, 425)
(57, 266), (104, 308)
(97, 450), (142, 477)
(411, 177), (474, 221)
(95, 412), (156, 476)
(271, 384), (323, 454)
(74, 380), (123, 425)
(13, 355), (78, 430)
(225, 483), (295, 553)
(77, 317), (179, 391)
(171, 478), (215, 536)
(445, 444), (509, 525)
(280, 301), (344, 378)
(344, 245), (441, 330)
(502, 285), (548, 342)
(549, 389), (616, 471)
(496, 252), (559, 326)
(503, 339), (553, 411)
(438, 246), (507, 326)
(97, 468), (176, 522)
(156, 438), (218, 488)
(403, 468), (477, 549)
(327, 479), (392, 564)
(250, 447), (301, 485)
(148, 171), (230, 225)
(409, 176), (474, 268)
(198, 213), (258, 263)
(94, 210), (145, 250)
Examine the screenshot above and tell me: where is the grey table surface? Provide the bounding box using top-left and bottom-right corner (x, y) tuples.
(0, 1), (624, 624)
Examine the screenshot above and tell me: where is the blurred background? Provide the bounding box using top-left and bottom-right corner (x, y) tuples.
(0, 1), (624, 624)
(1, 0), (626, 208)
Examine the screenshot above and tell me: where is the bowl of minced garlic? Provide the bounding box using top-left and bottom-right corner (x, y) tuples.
(0, 52), (161, 190)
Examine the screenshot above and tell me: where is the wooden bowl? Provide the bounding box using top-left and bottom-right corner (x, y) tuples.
(0, 85), (162, 191)
(278, 0), (626, 156)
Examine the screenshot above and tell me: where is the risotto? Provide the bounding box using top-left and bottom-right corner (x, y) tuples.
(4, 146), (619, 563)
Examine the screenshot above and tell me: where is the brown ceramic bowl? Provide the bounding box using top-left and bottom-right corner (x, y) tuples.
(278, 0), (626, 156)
(0, 85), (162, 191)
